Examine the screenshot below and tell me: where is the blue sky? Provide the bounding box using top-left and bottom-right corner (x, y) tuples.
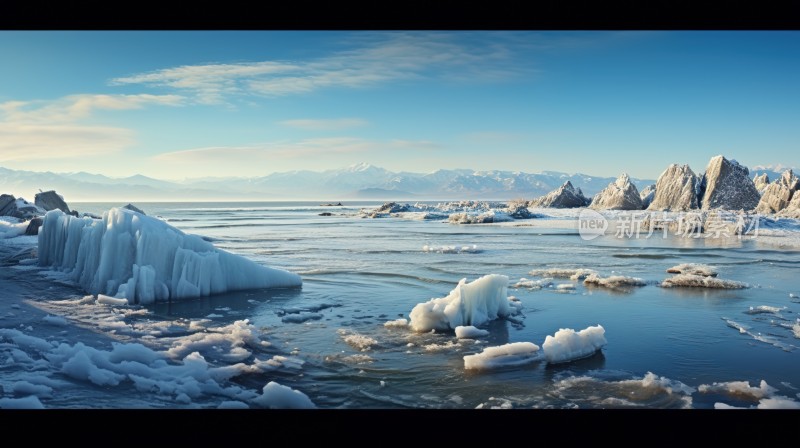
(0, 30), (797, 180)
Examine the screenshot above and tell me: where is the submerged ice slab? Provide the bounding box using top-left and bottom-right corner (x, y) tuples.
(463, 342), (541, 370)
(408, 274), (521, 332)
(37, 208), (302, 304)
(455, 325), (490, 339)
(542, 325), (607, 364)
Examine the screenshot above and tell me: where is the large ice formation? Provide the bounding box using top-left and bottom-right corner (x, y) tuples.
(542, 325), (607, 364)
(408, 274), (520, 332)
(37, 208), (302, 304)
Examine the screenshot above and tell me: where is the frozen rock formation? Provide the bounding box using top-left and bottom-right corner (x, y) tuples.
(35, 190), (71, 213)
(639, 184), (656, 209)
(589, 173), (643, 210)
(529, 181), (590, 208)
(122, 203), (146, 215)
(700, 155), (760, 211)
(37, 207), (302, 304)
(777, 191), (800, 218)
(0, 194), (46, 220)
(647, 164), (700, 211)
(753, 173), (770, 194)
(755, 170), (799, 214)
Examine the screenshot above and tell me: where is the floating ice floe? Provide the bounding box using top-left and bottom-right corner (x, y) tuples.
(698, 379), (777, 400)
(408, 274), (522, 332)
(455, 325), (490, 339)
(529, 268), (597, 281)
(463, 342), (541, 370)
(583, 273), (647, 289)
(666, 263), (717, 277)
(384, 318), (409, 328)
(550, 371), (695, 409)
(337, 329), (378, 351)
(745, 305), (787, 315)
(0, 324), (314, 408)
(252, 381), (316, 409)
(723, 317), (796, 351)
(556, 284), (576, 291)
(37, 208), (302, 304)
(422, 244), (480, 254)
(662, 274), (748, 289)
(447, 211), (513, 224)
(512, 278), (553, 289)
(542, 325), (607, 364)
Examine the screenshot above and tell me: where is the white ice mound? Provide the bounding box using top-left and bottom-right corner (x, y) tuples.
(583, 273), (647, 289)
(37, 208), (302, 304)
(661, 273), (748, 289)
(408, 274), (519, 332)
(463, 342), (541, 370)
(253, 381), (316, 409)
(542, 325), (607, 364)
(666, 263), (717, 277)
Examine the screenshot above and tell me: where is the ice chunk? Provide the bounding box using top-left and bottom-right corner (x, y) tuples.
(757, 396), (800, 409)
(217, 400), (250, 409)
(384, 318), (408, 328)
(37, 208), (301, 304)
(513, 278), (553, 289)
(556, 283), (576, 291)
(542, 325), (607, 364)
(463, 342), (541, 370)
(423, 244), (480, 254)
(42, 315), (68, 326)
(252, 381), (316, 409)
(698, 380), (777, 400)
(666, 263), (717, 277)
(97, 294), (129, 306)
(337, 329), (378, 351)
(583, 273), (647, 289)
(529, 268), (597, 280)
(455, 325), (490, 339)
(661, 274), (748, 289)
(408, 274), (518, 332)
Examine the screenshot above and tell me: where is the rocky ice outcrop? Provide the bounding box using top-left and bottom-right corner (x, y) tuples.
(755, 170), (799, 214)
(589, 173), (643, 210)
(753, 173), (770, 194)
(122, 203), (146, 215)
(35, 190), (71, 213)
(777, 191), (800, 218)
(639, 184), (656, 209)
(0, 194), (46, 220)
(647, 164), (701, 211)
(700, 155), (760, 211)
(37, 207), (302, 304)
(529, 181), (589, 208)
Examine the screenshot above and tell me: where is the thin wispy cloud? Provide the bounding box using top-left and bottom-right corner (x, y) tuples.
(279, 118), (368, 131)
(0, 94), (184, 162)
(155, 137), (441, 163)
(111, 32), (534, 104)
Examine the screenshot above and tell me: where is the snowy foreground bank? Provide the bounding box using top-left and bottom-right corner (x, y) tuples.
(37, 208), (302, 304)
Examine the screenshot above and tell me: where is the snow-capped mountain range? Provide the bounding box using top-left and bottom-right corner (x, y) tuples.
(0, 162), (785, 202)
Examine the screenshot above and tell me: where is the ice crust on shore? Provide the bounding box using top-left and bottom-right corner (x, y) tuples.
(37, 208), (302, 304)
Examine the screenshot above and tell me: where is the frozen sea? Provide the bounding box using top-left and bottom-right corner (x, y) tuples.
(2, 201), (800, 410)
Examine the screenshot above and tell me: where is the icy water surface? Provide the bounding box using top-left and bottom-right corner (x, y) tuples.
(2, 201), (800, 409)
